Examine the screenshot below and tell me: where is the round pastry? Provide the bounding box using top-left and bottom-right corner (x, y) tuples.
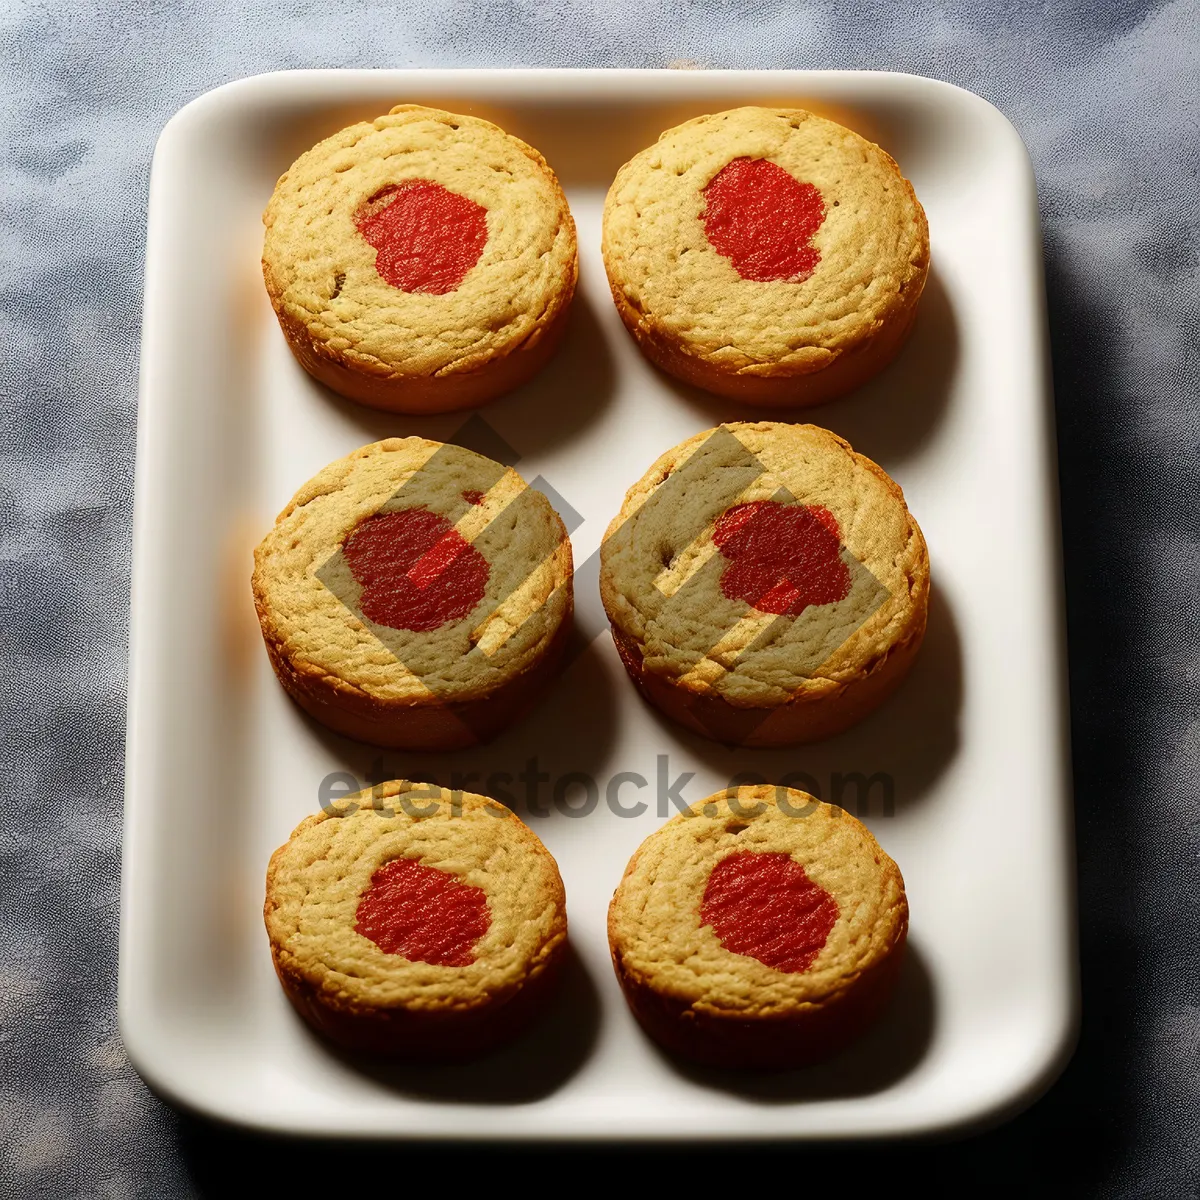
(608, 784), (907, 1068)
(262, 104), (578, 413)
(601, 106), (929, 406)
(599, 421), (928, 746)
(265, 780), (568, 1058)
(252, 437), (573, 751)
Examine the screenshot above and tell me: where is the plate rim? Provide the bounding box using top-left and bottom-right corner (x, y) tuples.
(119, 65), (1077, 1141)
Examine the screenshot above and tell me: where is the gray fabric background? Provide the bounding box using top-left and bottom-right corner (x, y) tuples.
(2, 2), (1196, 1195)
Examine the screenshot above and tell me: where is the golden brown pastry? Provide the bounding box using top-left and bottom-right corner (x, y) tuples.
(253, 437), (573, 750)
(608, 784), (907, 1067)
(263, 104), (577, 413)
(600, 421), (928, 745)
(266, 780), (568, 1059)
(602, 106), (928, 405)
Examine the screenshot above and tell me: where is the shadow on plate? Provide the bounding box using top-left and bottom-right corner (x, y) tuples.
(287, 286), (616, 459)
(655, 267), (960, 467)
(485, 288), (616, 458)
(313, 942), (601, 1105)
(648, 941), (936, 1103)
(626, 584), (964, 815)
(296, 633), (621, 823)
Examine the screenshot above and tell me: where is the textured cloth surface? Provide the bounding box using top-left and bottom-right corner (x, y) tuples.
(1, 2), (1196, 1196)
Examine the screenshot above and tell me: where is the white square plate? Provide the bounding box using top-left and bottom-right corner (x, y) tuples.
(120, 68), (1075, 1139)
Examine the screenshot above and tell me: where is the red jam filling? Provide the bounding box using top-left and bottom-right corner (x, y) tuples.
(701, 157), (826, 283)
(712, 500), (850, 616)
(461, 489), (486, 506)
(355, 858), (490, 966)
(700, 851), (838, 974)
(343, 508), (489, 632)
(354, 180), (488, 295)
